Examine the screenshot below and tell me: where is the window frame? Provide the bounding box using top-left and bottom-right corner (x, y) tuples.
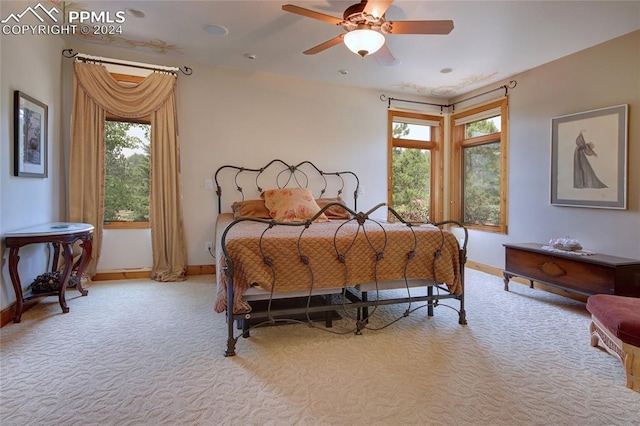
(103, 72), (151, 230)
(387, 110), (444, 223)
(450, 98), (509, 233)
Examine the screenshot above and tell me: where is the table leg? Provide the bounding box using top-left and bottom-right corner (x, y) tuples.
(51, 242), (61, 272)
(503, 272), (513, 291)
(57, 242), (74, 314)
(74, 237), (92, 296)
(8, 248), (24, 323)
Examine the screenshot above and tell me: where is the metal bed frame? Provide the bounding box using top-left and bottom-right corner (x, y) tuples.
(215, 159), (467, 357)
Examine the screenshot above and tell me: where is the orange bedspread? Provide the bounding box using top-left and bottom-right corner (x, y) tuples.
(214, 213), (462, 314)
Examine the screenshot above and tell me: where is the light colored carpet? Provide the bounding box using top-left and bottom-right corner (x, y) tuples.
(1, 269), (638, 426)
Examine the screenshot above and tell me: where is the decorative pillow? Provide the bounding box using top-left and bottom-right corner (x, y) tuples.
(316, 197), (351, 220)
(262, 188), (328, 222)
(231, 199), (271, 219)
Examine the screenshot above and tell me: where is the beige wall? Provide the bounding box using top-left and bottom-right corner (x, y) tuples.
(0, 2), (65, 309)
(98, 30), (640, 271)
(97, 64), (403, 269)
(453, 30), (640, 266)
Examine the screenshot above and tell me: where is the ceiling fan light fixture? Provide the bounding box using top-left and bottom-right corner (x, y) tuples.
(343, 29), (385, 57)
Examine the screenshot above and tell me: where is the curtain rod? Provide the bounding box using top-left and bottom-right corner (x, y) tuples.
(62, 49), (193, 76)
(381, 80), (517, 111)
(379, 94), (448, 113)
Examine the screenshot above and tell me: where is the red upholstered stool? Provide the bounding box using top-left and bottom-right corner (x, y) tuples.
(586, 294), (640, 392)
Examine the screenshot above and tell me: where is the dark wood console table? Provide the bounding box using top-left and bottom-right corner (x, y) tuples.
(503, 243), (640, 298)
(4, 222), (94, 323)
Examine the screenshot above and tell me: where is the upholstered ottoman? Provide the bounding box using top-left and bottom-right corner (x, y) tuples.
(586, 294), (640, 392)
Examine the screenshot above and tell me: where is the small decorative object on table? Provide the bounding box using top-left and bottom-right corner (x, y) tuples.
(549, 237), (582, 251)
(29, 271), (80, 293)
(541, 237), (594, 256)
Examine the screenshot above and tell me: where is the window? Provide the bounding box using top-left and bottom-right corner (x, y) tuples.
(103, 73), (151, 229)
(451, 98), (508, 233)
(387, 111), (444, 223)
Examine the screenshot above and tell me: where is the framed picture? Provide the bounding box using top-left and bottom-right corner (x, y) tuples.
(550, 104), (628, 209)
(14, 91), (48, 178)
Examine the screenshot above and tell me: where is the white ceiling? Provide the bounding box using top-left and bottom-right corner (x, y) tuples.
(44, 1), (640, 97)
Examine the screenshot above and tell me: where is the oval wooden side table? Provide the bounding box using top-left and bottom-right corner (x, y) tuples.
(4, 222), (94, 323)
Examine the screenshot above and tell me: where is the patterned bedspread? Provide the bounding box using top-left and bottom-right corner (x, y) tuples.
(214, 213), (462, 314)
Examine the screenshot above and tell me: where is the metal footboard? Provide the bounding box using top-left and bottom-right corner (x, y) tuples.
(221, 203), (467, 357)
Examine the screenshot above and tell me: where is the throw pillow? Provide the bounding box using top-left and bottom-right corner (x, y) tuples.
(262, 188), (328, 222)
(231, 199), (271, 219)
(316, 197), (351, 220)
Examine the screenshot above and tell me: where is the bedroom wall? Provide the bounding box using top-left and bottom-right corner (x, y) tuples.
(0, 1), (66, 310)
(59, 40), (421, 271)
(92, 30), (639, 273)
(177, 65), (396, 266)
(452, 30), (640, 268)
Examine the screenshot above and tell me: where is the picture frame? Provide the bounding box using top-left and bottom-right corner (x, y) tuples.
(14, 90), (48, 178)
(550, 104), (627, 209)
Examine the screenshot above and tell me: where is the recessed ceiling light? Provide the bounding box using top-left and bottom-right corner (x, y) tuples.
(440, 67), (453, 74)
(244, 53), (257, 60)
(125, 8), (145, 18)
(339, 69), (349, 75)
(204, 24), (229, 36)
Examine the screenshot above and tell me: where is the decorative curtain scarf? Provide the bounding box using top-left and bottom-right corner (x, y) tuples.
(70, 62), (187, 281)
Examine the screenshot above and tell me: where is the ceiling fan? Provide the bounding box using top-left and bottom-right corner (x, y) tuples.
(282, 0), (454, 65)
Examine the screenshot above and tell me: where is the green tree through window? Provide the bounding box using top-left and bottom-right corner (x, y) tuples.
(451, 99), (508, 232)
(393, 122), (410, 138)
(463, 142), (500, 225)
(104, 121), (150, 222)
(462, 116), (501, 226)
(392, 147), (431, 221)
(389, 114), (439, 223)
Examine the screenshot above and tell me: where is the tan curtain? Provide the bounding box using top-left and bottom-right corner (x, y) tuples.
(69, 78), (105, 276)
(70, 62), (187, 281)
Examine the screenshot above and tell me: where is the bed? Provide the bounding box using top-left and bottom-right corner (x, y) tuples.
(214, 160), (467, 356)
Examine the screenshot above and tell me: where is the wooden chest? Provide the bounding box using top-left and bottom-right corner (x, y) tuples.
(503, 243), (640, 297)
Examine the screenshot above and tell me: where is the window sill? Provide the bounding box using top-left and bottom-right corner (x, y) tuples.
(463, 223), (506, 234)
(104, 222), (150, 230)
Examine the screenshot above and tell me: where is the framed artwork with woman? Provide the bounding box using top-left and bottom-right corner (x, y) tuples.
(551, 104), (628, 209)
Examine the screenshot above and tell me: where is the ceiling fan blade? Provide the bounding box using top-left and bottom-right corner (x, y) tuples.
(363, 0), (394, 18)
(303, 34), (345, 55)
(282, 4), (343, 25)
(387, 20), (454, 35)
(372, 44), (400, 66)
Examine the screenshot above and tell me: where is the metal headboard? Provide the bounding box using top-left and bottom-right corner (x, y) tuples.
(214, 159), (360, 214)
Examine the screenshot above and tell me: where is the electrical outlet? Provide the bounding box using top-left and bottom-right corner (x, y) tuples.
(205, 241), (213, 253)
